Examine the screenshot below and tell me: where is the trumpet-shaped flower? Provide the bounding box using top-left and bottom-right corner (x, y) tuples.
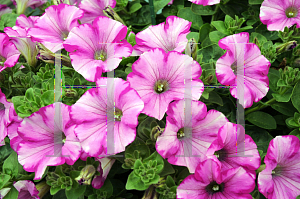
(132, 16), (191, 56)
(17, 102), (81, 180)
(206, 122), (260, 179)
(70, 77), (144, 157)
(14, 180), (40, 199)
(92, 157), (116, 189)
(258, 135), (300, 199)
(78, 0), (116, 24)
(188, 0), (220, 6)
(127, 48), (204, 120)
(155, 99), (228, 173)
(0, 5), (12, 19)
(260, 0), (300, 31)
(64, 16), (132, 82)
(5, 15), (39, 67)
(177, 159), (255, 199)
(216, 32), (270, 108)
(28, 4), (84, 53)
(0, 33), (20, 72)
(0, 89), (13, 146)
(11, 0), (47, 15)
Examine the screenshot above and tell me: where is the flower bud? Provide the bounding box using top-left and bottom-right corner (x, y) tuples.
(185, 38), (198, 60)
(36, 181), (50, 198)
(142, 185), (158, 199)
(64, 89), (78, 98)
(150, 125), (164, 141)
(276, 40), (298, 53)
(103, 6), (126, 26)
(75, 165), (96, 185)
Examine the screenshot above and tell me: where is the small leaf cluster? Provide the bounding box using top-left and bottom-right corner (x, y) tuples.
(46, 169), (73, 195)
(155, 176), (177, 199)
(278, 66), (300, 87)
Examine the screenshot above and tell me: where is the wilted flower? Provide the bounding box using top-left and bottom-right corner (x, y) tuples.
(75, 165), (96, 185)
(127, 48), (203, 120)
(258, 135), (300, 199)
(92, 157), (116, 189)
(155, 99), (228, 173)
(132, 16), (191, 56)
(13, 180), (40, 199)
(177, 159), (255, 198)
(0, 33), (20, 72)
(260, 0), (300, 31)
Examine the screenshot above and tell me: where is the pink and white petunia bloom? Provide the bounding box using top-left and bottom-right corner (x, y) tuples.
(0, 5), (12, 19)
(92, 157), (116, 189)
(260, 0), (300, 31)
(7, 105), (23, 152)
(14, 180), (40, 199)
(11, 0), (47, 15)
(0, 33), (20, 72)
(177, 159), (255, 199)
(216, 32), (271, 108)
(127, 48), (204, 120)
(258, 135), (300, 199)
(0, 88), (13, 146)
(78, 0), (116, 24)
(132, 16), (191, 56)
(5, 15), (39, 67)
(17, 102), (81, 180)
(28, 4), (84, 53)
(188, 0), (220, 6)
(70, 77), (144, 158)
(63, 16), (132, 82)
(155, 99), (228, 173)
(206, 122), (261, 179)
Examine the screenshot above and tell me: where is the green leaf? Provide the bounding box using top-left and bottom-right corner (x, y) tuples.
(197, 44), (225, 63)
(129, 5), (151, 26)
(209, 31), (227, 43)
(272, 87), (293, 102)
(191, 4), (216, 15)
(144, 152), (164, 174)
(205, 91), (223, 106)
(296, 195), (300, 199)
(41, 90), (54, 106)
(268, 68), (280, 92)
(25, 88), (35, 102)
(211, 21), (229, 35)
(162, 5), (178, 18)
(249, 0), (263, 4)
(126, 172), (148, 190)
(292, 81), (300, 112)
(0, 173), (11, 189)
(199, 23), (211, 46)
(186, 32), (199, 43)
(12, 96), (26, 117)
(178, 7), (203, 30)
(290, 129), (300, 140)
(255, 23), (279, 40)
(0, 13), (19, 31)
(128, 0), (142, 13)
(52, 189), (67, 199)
(246, 125), (273, 152)
(271, 102), (298, 116)
(165, 175), (176, 187)
(3, 186), (18, 199)
(159, 159), (175, 176)
(153, 0), (170, 13)
(3, 151), (19, 177)
(125, 137), (150, 160)
(50, 186), (62, 195)
(247, 111), (277, 129)
(65, 185), (86, 199)
(219, 0), (248, 18)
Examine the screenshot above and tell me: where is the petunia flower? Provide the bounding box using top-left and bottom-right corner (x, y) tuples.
(7, 104), (23, 152)
(28, 4), (84, 53)
(258, 135), (300, 199)
(132, 16), (191, 56)
(0, 5), (12, 19)
(5, 15), (39, 67)
(0, 33), (21, 72)
(127, 48), (204, 120)
(78, 0), (116, 24)
(206, 122), (261, 179)
(155, 99), (228, 173)
(260, 0), (300, 31)
(17, 102), (81, 180)
(167, 0), (174, 5)
(177, 159), (255, 199)
(11, 0), (47, 15)
(13, 180), (40, 199)
(0, 88), (13, 146)
(70, 77), (144, 158)
(188, 0), (220, 6)
(63, 16), (132, 82)
(92, 157), (116, 189)
(215, 32), (271, 108)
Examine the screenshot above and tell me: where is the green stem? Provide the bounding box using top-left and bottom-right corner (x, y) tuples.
(149, 0), (156, 25)
(211, 4), (220, 25)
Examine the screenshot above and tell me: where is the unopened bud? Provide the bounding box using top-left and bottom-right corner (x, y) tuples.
(103, 6), (126, 25)
(36, 181), (50, 199)
(64, 89), (78, 98)
(276, 40), (298, 53)
(185, 38), (198, 60)
(75, 165), (96, 185)
(150, 126), (164, 141)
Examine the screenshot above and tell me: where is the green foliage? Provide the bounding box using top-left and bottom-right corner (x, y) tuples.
(0, 13), (19, 31)
(246, 111), (277, 129)
(178, 7), (203, 30)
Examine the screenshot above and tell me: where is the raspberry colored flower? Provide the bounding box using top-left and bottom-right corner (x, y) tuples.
(7, 105), (23, 152)
(177, 159), (255, 199)
(216, 32), (270, 108)
(64, 16), (132, 82)
(11, 0), (47, 14)
(78, 0), (116, 24)
(132, 16), (191, 56)
(258, 135), (300, 199)
(0, 89), (13, 146)
(260, 0), (300, 31)
(70, 77), (144, 157)
(155, 99), (228, 173)
(167, 0), (174, 5)
(17, 102), (81, 180)
(28, 4), (84, 53)
(5, 15), (39, 67)
(188, 0), (220, 6)
(206, 122), (260, 179)
(127, 48), (204, 120)
(0, 33), (20, 72)
(92, 157), (116, 189)
(14, 180), (40, 199)
(0, 5), (12, 19)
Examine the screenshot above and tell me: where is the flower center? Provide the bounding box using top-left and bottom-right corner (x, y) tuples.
(94, 50), (107, 61)
(0, 103), (5, 111)
(62, 132), (66, 144)
(177, 128), (185, 140)
(154, 80), (169, 94)
(214, 149), (227, 161)
(206, 181), (224, 194)
(114, 107), (123, 121)
(272, 165), (282, 176)
(0, 55), (5, 66)
(231, 60), (237, 75)
(61, 31), (69, 41)
(285, 6), (298, 18)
